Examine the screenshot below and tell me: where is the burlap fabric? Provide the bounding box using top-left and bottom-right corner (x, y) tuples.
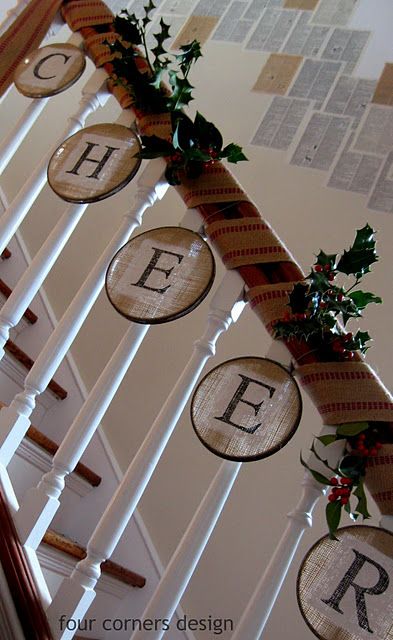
(59, 0), (393, 500)
(0, 0), (64, 96)
(365, 444), (393, 515)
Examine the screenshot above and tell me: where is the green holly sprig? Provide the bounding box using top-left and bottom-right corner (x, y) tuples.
(137, 111), (247, 185)
(301, 422), (385, 539)
(273, 225), (384, 538)
(274, 224), (381, 361)
(107, 3), (247, 185)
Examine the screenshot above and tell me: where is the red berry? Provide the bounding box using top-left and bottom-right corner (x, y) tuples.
(320, 302), (327, 309)
(358, 433), (366, 441)
(345, 332), (353, 341)
(340, 477), (353, 485)
(328, 494), (337, 502)
(330, 477), (338, 485)
(362, 448), (369, 456)
(375, 442), (383, 450)
(337, 294), (344, 302)
(328, 272), (335, 281)
(324, 264), (331, 272)
(345, 351), (355, 360)
(370, 448), (378, 456)
(341, 497), (349, 505)
(315, 265), (323, 273)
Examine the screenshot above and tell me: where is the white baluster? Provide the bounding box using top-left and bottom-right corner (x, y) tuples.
(0, 159), (167, 469)
(0, 68), (110, 257)
(232, 419), (346, 640)
(46, 269), (246, 640)
(0, 110), (134, 361)
(0, 98), (49, 173)
(131, 460), (241, 640)
(0, 33), (84, 174)
(15, 322), (149, 549)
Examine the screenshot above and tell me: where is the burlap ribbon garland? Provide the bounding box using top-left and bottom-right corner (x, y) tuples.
(365, 445), (393, 514)
(59, 0), (393, 455)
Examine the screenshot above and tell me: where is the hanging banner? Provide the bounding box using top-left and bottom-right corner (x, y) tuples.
(297, 525), (393, 640)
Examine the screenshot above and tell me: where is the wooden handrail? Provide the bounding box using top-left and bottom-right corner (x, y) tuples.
(0, 486), (53, 639)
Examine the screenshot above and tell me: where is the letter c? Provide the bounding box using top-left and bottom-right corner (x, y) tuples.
(33, 53), (71, 80)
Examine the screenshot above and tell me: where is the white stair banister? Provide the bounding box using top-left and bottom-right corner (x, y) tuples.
(0, 159), (167, 469)
(131, 460), (241, 640)
(131, 339), (297, 640)
(14, 321), (149, 549)
(0, 32), (84, 175)
(0, 109), (134, 361)
(46, 269), (246, 640)
(13, 208), (209, 548)
(231, 419), (346, 640)
(0, 67), (110, 257)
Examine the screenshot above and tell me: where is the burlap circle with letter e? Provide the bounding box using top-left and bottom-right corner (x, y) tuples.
(191, 357), (302, 461)
(297, 525), (393, 640)
(105, 227), (215, 324)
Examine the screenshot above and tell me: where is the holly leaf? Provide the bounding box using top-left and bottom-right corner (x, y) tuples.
(336, 422), (369, 437)
(113, 16), (142, 45)
(316, 434), (338, 446)
(288, 282), (309, 313)
(336, 224), (378, 278)
(144, 0), (156, 17)
(176, 40), (202, 74)
(194, 112), (223, 151)
(167, 73), (194, 110)
(338, 454), (364, 480)
(220, 143), (248, 163)
(136, 134), (173, 158)
(326, 500), (342, 540)
(164, 164), (180, 185)
(300, 452), (332, 485)
(315, 250), (336, 268)
(171, 112), (194, 150)
(352, 330), (371, 354)
(348, 290), (382, 310)
(353, 480), (371, 519)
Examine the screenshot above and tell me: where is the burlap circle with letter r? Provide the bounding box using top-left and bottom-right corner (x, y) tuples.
(297, 525), (393, 640)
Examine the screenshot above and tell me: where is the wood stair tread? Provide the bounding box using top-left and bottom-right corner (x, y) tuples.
(1, 247), (11, 259)
(42, 529), (146, 588)
(0, 278), (38, 324)
(4, 339), (67, 399)
(0, 401), (101, 488)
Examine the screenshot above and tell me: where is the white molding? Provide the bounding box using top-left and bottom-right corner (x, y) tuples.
(37, 544), (131, 600)
(17, 438), (93, 498)
(0, 563), (25, 640)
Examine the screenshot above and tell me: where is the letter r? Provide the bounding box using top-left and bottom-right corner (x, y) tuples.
(322, 548), (389, 633)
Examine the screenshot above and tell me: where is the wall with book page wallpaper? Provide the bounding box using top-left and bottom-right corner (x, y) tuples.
(0, 1), (392, 639)
(107, 0), (393, 213)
